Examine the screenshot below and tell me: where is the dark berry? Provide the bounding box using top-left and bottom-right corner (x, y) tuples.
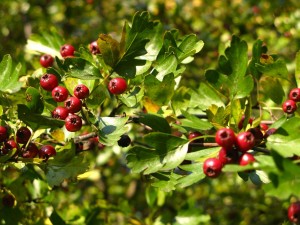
(65, 114), (82, 132)
(40, 54), (54, 68)
(52, 86), (69, 102)
(117, 134), (131, 147)
(288, 202), (300, 224)
(236, 131), (255, 152)
(203, 158), (223, 178)
(0, 126), (8, 142)
(74, 84), (90, 99)
(22, 142), (39, 158)
(39, 145), (56, 159)
(108, 77), (127, 95)
(289, 88), (300, 102)
(218, 147), (239, 165)
(215, 128), (236, 150)
(2, 194), (15, 207)
(16, 127), (31, 144)
(64, 97), (82, 113)
(52, 106), (69, 120)
(188, 131), (203, 143)
(247, 127), (264, 145)
(40, 73), (59, 91)
(264, 128), (277, 139)
(239, 153), (256, 166)
(282, 99), (297, 114)
(89, 41), (100, 55)
(60, 44), (75, 58)
(238, 115), (254, 130)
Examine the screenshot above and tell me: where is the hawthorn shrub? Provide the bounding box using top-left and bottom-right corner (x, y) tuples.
(0, 10), (300, 225)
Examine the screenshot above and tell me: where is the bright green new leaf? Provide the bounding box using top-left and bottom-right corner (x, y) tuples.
(0, 55), (23, 93)
(97, 34), (120, 68)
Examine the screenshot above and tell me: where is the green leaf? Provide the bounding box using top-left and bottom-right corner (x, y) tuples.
(176, 34), (204, 63)
(25, 87), (44, 114)
(145, 186), (158, 207)
(126, 133), (189, 174)
(0, 55), (23, 93)
(205, 69), (230, 96)
(179, 110), (213, 131)
(255, 59), (289, 80)
(177, 162), (206, 188)
(259, 77), (285, 104)
(86, 84), (110, 109)
(175, 208), (211, 225)
(0, 148), (17, 163)
(154, 54), (177, 81)
(266, 117), (300, 157)
(296, 51), (300, 87)
(98, 116), (130, 146)
(151, 172), (181, 192)
(248, 39), (267, 79)
(138, 113), (171, 133)
(50, 210), (67, 225)
(171, 86), (192, 116)
(97, 34), (120, 67)
(119, 86), (144, 108)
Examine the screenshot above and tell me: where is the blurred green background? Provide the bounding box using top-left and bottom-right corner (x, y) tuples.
(1, 0), (300, 224)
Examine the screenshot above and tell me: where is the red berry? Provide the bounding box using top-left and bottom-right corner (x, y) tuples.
(60, 44), (75, 58)
(108, 77), (127, 95)
(218, 147), (239, 165)
(2, 139), (17, 155)
(64, 97), (82, 113)
(65, 114), (82, 132)
(288, 201), (300, 224)
(39, 54), (54, 68)
(289, 88), (300, 102)
(238, 115), (254, 130)
(215, 128), (236, 150)
(52, 86), (69, 102)
(40, 73), (59, 91)
(52, 106), (69, 120)
(74, 84), (90, 99)
(247, 127), (264, 145)
(188, 131), (203, 143)
(0, 126), (8, 142)
(236, 131), (255, 152)
(16, 127), (31, 144)
(239, 153), (256, 166)
(282, 99), (297, 114)
(89, 41), (100, 55)
(39, 145), (56, 159)
(260, 123), (269, 131)
(22, 142), (39, 158)
(203, 158), (223, 178)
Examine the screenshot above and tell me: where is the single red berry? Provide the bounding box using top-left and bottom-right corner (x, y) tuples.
(39, 145), (56, 159)
(64, 97), (82, 113)
(108, 77), (127, 95)
(215, 128), (236, 150)
(65, 114), (82, 132)
(239, 153), (256, 166)
(247, 127), (264, 145)
(22, 142), (39, 158)
(52, 106), (69, 120)
(74, 84), (90, 99)
(40, 73), (59, 91)
(89, 41), (100, 55)
(288, 202), (300, 224)
(282, 99), (297, 114)
(289, 88), (300, 102)
(16, 127), (31, 144)
(2, 194), (15, 208)
(52, 86), (69, 102)
(218, 147), (239, 165)
(2, 139), (18, 155)
(203, 158), (223, 178)
(260, 123), (269, 132)
(0, 126), (8, 142)
(39, 54), (54, 68)
(236, 131), (255, 152)
(238, 115), (254, 130)
(60, 44), (75, 58)
(264, 128), (277, 139)
(188, 131), (203, 143)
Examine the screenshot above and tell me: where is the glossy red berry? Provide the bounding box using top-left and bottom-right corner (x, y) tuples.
(16, 127), (31, 144)
(288, 201), (300, 224)
(2, 139), (17, 155)
(52, 106), (69, 120)
(203, 158), (223, 178)
(188, 131), (203, 143)
(218, 147), (239, 165)
(0, 126), (8, 142)
(65, 97), (82, 113)
(89, 41), (100, 55)
(52, 86), (69, 102)
(236, 131), (255, 152)
(40, 73), (59, 91)
(74, 84), (90, 99)
(117, 134), (131, 147)
(65, 114), (82, 132)
(108, 77), (127, 95)
(215, 128), (236, 150)
(260, 123), (269, 132)
(239, 153), (256, 166)
(22, 142), (39, 158)
(39, 54), (54, 68)
(60, 44), (75, 58)
(39, 145), (56, 159)
(238, 115), (254, 130)
(289, 88), (300, 102)
(282, 99), (297, 114)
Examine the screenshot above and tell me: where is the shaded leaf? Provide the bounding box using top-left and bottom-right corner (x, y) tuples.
(138, 113), (171, 133)
(98, 34), (120, 67)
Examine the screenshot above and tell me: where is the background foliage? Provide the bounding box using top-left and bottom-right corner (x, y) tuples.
(1, 0), (300, 224)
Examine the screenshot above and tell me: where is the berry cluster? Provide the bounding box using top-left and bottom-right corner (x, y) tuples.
(282, 88), (300, 114)
(0, 126), (56, 160)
